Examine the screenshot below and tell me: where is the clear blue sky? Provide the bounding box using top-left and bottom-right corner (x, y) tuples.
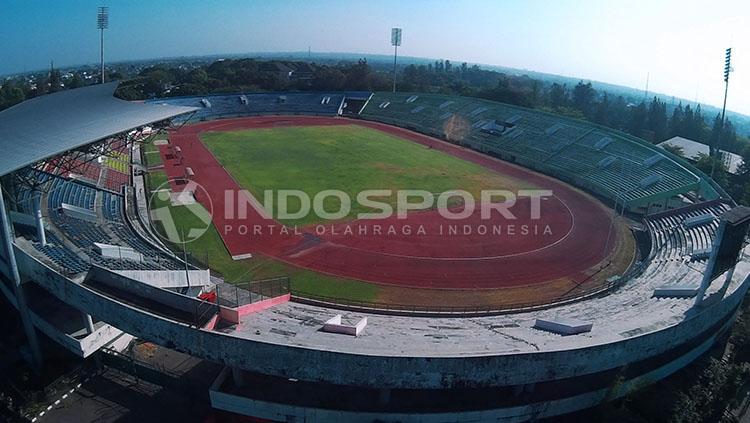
(2, 0), (748, 115)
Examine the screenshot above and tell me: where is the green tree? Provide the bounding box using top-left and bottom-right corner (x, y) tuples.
(48, 63), (62, 93)
(68, 73), (85, 89)
(708, 113), (723, 157)
(668, 103), (684, 138)
(0, 82), (25, 109)
(626, 102), (647, 138)
(670, 358), (745, 423)
(572, 81), (596, 117)
(647, 97), (668, 142)
(662, 144), (684, 158)
(694, 153), (729, 188)
(188, 69), (209, 85)
(691, 104), (706, 141)
(549, 83), (568, 108)
(593, 93), (610, 126)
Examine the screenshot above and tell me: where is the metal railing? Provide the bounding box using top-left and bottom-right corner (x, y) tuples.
(216, 276), (290, 308)
(291, 262), (649, 317)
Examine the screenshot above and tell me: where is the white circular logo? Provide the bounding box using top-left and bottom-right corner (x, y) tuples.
(148, 178), (213, 245)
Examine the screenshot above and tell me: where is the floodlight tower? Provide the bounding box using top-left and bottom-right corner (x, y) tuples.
(97, 6), (109, 84)
(391, 28), (402, 93)
(711, 47), (733, 179)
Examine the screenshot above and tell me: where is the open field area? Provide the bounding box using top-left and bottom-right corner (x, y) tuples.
(147, 163), (632, 306)
(151, 116), (634, 306)
(145, 168), (380, 302)
(141, 133), (166, 167)
(200, 124), (537, 226)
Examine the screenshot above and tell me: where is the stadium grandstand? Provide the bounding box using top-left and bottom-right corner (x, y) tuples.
(154, 90), (729, 214)
(359, 92), (725, 212)
(1, 82), (750, 422)
(149, 91), (372, 121)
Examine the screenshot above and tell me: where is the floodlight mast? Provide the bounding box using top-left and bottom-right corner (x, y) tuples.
(711, 47), (732, 179)
(97, 6), (109, 84)
(391, 28), (402, 93)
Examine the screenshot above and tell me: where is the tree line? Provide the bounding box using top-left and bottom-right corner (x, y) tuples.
(114, 58), (392, 100)
(2, 57), (749, 203)
(2, 58), (746, 155)
(0, 63), (108, 110)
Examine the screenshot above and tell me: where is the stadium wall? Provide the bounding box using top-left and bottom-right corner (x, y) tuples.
(209, 319), (734, 422)
(4, 239), (739, 421)
(13, 243), (750, 392)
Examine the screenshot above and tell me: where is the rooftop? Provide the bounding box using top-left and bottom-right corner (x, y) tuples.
(658, 136), (743, 174)
(219, 244), (750, 358)
(0, 82), (197, 177)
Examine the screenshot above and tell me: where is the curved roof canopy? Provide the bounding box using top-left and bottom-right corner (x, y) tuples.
(0, 82), (197, 177)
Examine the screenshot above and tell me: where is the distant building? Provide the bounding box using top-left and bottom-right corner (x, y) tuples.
(657, 135), (743, 174)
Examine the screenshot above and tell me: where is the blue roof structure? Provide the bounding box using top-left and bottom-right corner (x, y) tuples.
(0, 82), (197, 176)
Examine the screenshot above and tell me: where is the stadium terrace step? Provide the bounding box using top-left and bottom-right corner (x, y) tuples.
(149, 92), (369, 122)
(361, 91), (707, 208)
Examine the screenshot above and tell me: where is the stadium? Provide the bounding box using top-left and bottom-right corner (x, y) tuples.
(0, 82), (749, 422)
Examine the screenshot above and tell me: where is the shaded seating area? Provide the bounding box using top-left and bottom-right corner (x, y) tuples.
(15, 175), (186, 274)
(31, 231), (90, 275)
(149, 91), (370, 121)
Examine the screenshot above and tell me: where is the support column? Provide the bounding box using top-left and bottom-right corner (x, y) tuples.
(695, 221), (727, 307)
(715, 265), (737, 299)
(33, 193), (46, 246)
(0, 185), (43, 370)
(231, 367), (245, 388)
(83, 312), (95, 335)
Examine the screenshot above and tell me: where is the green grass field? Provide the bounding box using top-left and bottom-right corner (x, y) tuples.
(142, 142), (163, 167)
(148, 168), (168, 188)
(201, 124), (536, 226)
(145, 168), (379, 301)
(146, 124), (540, 302)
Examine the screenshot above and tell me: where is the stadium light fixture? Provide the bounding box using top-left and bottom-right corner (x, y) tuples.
(711, 47), (733, 178)
(391, 28), (402, 93)
(724, 48), (732, 82)
(97, 6), (109, 84)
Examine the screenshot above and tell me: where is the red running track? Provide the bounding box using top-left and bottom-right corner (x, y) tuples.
(162, 116), (619, 289)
